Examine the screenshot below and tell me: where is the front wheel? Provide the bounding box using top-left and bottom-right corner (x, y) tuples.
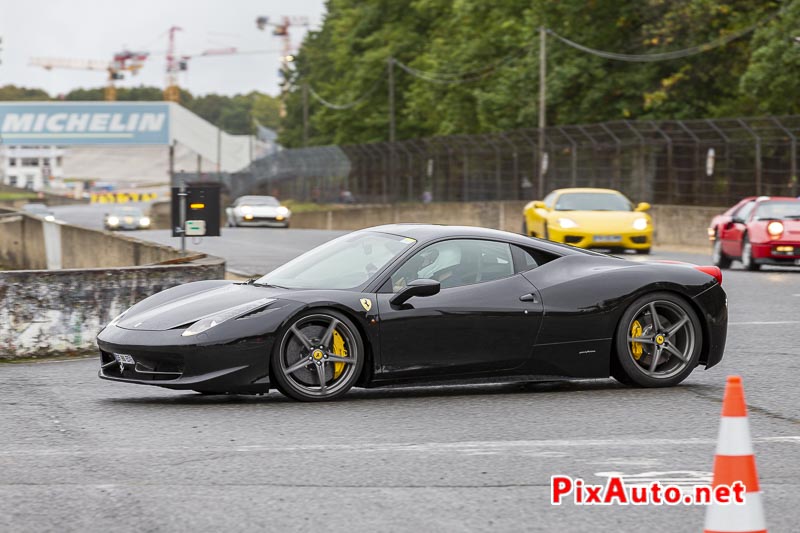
(270, 310), (364, 401)
(612, 292), (702, 388)
(711, 237), (732, 269)
(740, 236), (761, 271)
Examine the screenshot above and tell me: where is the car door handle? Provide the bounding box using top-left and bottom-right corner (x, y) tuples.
(519, 293), (538, 303)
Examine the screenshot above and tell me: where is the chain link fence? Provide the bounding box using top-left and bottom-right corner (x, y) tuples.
(179, 115), (800, 207)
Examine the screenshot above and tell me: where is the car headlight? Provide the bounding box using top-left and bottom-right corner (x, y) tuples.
(767, 221), (784, 237)
(139, 217), (151, 226)
(558, 218), (578, 229)
(44, 215), (56, 222)
(182, 298), (276, 337)
(632, 218), (649, 231)
(276, 206), (290, 216)
(107, 216), (119, 226)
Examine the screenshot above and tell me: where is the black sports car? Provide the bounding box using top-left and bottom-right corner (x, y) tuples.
(98, 224), (727, 401)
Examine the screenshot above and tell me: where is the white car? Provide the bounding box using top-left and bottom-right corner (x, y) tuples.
(226, 196), (291, 228)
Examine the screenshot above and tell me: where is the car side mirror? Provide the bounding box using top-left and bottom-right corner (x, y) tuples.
(390, 279), (441, 306)
(532, 201), (547, 210)
(635, 202), (651, 212)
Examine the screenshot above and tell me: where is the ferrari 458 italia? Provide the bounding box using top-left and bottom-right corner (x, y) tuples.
(98, 224), (726, 401)
(709, 196), (800, 270)
(522, 188), (653, 253)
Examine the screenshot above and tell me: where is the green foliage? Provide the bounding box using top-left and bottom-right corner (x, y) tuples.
(281, 0), (796, 146)
(0, 84), (281, 135)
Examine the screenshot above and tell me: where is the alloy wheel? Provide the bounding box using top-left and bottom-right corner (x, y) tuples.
(276, 313), (360, 398)
(626, 300), (696, 380)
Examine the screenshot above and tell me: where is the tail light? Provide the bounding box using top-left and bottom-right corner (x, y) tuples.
(694, 265), (722, 285)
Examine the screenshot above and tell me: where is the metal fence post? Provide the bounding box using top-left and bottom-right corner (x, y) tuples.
(771, 117), (797, 196)
(557, 127), (578, 188)
(738, 119), (762, 196)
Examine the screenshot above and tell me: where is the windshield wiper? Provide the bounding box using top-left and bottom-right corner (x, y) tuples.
(253, 281), (289, 289)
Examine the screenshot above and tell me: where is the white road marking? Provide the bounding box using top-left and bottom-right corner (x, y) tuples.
(595, 470), (712, 486)
(728, 320), (800, 326)
(0, 436), (797, 458)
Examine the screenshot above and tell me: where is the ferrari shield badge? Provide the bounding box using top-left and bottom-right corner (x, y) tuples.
(360, 298), (372, 312)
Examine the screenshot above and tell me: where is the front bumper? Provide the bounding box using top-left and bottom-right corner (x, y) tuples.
(97, 325), (274, 393)
(548, 227), (652, 250)
(751, 242), (800, 266)
(235, 217), (289, 227)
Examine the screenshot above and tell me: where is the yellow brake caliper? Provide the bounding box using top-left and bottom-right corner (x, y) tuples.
(630, 320), (643, 360)
(332, 329), (348, 378)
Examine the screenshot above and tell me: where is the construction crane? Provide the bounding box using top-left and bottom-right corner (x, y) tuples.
(255, 15), (309, 73)
(163, 26), (183, 102)
(29, 51), (148, 101)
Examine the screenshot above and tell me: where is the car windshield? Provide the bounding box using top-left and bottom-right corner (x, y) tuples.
(239, 197), (279, 206)
(555, 192), (632, 211)
(112, 207), (144, 217)
(257, 231), (416, 289)
(753, 201), (800, 220)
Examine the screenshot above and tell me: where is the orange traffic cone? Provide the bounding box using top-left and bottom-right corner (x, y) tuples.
(704, 376), (767, 533)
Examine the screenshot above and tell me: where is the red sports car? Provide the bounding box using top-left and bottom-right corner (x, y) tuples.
(709, 196), (800, 270)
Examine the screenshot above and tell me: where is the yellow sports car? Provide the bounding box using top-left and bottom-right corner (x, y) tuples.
(522, 188), (653, 254)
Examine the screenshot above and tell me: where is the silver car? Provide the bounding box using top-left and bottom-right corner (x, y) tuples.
(226, 196), (291, 228)
(104, 206), (151, 231)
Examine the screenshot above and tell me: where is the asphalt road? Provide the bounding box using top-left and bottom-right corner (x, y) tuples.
(6, 215), (800, 531)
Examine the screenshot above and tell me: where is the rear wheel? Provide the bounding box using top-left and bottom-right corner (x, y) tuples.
(712, 237), (732, 269)
(613, 292), (702, 387)
(270, 310), (364, 401)
(741, 235), (761, 271)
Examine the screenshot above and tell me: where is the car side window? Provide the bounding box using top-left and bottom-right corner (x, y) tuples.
(510, 244), (560, 272)
(543, 192), (556, 208)
(390, 239), (514, 292)
(734, 201), (755, 221)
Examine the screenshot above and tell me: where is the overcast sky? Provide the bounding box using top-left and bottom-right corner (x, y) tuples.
(0, 0), (326, 97)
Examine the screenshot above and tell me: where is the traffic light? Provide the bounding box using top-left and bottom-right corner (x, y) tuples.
(171, 183), (221, 237)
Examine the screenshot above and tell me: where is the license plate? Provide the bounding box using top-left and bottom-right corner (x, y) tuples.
(594, 235), (622, 243)
(113, 353), (135, 364)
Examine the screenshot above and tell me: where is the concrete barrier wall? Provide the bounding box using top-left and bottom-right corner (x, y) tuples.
(0, 207), (226, 358)
(0, 260), (225, 358)
(290, 201), (718, 249)
(0, 208), (189, 270)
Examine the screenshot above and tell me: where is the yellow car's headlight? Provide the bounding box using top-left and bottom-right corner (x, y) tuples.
(558, 218), (578, 229)
(632, 218), (649, 231)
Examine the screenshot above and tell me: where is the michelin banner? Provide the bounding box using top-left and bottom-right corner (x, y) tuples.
(0, 102), (170, 145)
